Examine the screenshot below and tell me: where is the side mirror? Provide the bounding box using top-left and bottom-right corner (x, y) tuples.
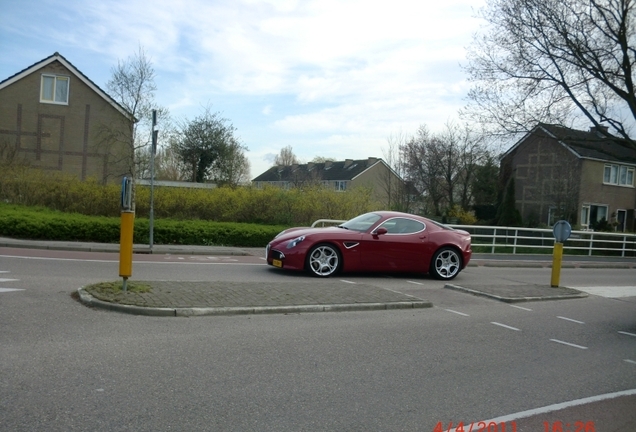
(373, 227), (388, 236)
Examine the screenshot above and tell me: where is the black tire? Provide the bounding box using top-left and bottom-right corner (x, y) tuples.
(430, 247), (462, 280)
(306, 244), (342, 277)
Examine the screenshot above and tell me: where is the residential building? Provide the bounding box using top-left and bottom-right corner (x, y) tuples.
(0, 52), (134, 182)
(500, 123), (636, 231)
(252, 157), (404, 206)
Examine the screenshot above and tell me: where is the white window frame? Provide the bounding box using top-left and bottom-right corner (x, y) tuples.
(603, 163), (634, 187)
(40, 74), (70, 105)
(335, 180), (347, 191)
(580, 205), (590, 227)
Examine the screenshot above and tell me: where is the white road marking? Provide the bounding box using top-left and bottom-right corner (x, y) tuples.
(462, 388), (636, 426)
(0, 288), (24, 293)
(407, 280), (423, 285)
(0, 278), (19, 282)
(509, 304), (532, 311)
(618, 331), (636, 338)
(339, 280), (356, 284)
(625, 360), (636, 365)
(557, 316), (585, 324)
(550, 339), (588, 349)
(568, 285), (636, 298)
(491, 322), (521, 331)
(444, 309), (469, 317)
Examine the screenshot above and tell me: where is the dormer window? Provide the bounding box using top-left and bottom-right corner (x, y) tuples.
(41, 74), (69, 104)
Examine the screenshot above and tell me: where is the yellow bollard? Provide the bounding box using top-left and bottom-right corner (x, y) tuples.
(550, 242), (563, 287)
(119, 210), (135, 285)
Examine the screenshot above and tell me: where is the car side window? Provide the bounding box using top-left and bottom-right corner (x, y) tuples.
(378, 218), (425, 234)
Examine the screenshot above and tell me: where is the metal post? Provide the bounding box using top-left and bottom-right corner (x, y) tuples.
(551, 242), (564, 287)
(149, 110), (157, 251)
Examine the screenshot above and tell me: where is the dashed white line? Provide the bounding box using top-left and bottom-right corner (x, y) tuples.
(407, 280), (423, 285)
(0, 288), (24, 293)
(339, 280), (356, 284)
(491, 322), (521, 331)
(557, 316), (585, 324)
(444, 309), (469, 317)
(618, 331), (636, 338)
(0, 278), (19, 283)
(550, 339), (588, 349)
(509, 304), (532, 311)
(625, 360), (636, 365)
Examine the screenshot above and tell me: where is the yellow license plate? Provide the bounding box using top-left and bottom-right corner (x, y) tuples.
(272, 259), (282, 268)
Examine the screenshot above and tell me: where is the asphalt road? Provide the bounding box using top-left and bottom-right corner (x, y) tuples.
(1, 247), (635, 431)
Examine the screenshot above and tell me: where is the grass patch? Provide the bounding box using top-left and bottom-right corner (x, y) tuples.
(86, 280), (152, 294)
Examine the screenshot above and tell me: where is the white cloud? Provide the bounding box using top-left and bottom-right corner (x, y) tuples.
(0, 0), (487, 180)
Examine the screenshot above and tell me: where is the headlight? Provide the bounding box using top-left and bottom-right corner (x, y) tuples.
(286, 235), (305, 249)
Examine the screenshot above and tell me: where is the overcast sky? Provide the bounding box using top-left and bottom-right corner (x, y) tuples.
(0, 0), (486, 179)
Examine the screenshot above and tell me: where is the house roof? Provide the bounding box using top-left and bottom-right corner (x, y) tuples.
(504, 123), (636, 165)
(0, 52), (133, 121)
(252, 157), (396, 182)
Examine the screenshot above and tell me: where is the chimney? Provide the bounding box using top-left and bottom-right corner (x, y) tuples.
(307, 162), (315, 170)
(367, 157), (378, 167)
(325, 160), (332, 168)
(589, 124), (609, 135)
(344, 159), (353, 168)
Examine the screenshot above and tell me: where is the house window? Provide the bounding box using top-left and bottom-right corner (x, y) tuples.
(581, 204), (609, 230)
(335, 181), (347, 191)
(41, 74), (69, 104)
(603, 164), (634, 186)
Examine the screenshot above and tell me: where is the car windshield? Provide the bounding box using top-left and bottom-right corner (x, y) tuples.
(339, 213), (382, 232)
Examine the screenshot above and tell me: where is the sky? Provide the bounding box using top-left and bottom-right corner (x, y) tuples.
(0, 0), (486, 179)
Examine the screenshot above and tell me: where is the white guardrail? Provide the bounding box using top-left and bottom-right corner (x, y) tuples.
(311, 219), (636, 257)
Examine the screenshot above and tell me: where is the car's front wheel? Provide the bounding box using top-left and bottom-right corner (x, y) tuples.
(307, 244), (341, 277)
(430, 247), (461, 280)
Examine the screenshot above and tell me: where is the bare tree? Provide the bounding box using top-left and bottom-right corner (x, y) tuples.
(155, 138), (189, 181)
(104, 46), (169, 180)
(464, 0), (636, 142)
(274, 145), (300, 166)
(209, 138), (251, 186)
(401, 125), (447, 215)
(381, 132), (413, 212)
(401, 123), (489, 215)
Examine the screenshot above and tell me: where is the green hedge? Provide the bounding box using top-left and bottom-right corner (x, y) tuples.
(0, 203), (287, 247)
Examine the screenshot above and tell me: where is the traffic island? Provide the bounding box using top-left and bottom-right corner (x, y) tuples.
(444, 283), (588, 303)
(77, 280), (432, 316)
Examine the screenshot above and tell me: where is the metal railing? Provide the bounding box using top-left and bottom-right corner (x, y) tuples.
(311, 219), (636, 257)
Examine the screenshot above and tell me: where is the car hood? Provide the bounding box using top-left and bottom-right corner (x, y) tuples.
(273, 226), (353, 242)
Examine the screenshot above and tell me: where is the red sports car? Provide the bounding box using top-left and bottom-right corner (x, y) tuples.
(265, 211), (472, 279)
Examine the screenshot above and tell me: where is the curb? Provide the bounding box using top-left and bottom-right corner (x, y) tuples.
(77, 288), (432, 317)
(443, 283), (589, 303)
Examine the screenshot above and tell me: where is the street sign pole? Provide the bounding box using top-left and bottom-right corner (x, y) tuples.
(551, 220), (572, 287)
(149, 110), (157, 251)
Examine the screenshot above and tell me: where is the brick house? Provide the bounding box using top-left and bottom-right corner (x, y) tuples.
(0, 52), (134, 182)
(252, 157), (404, 206)
(500, 123), (636, 231)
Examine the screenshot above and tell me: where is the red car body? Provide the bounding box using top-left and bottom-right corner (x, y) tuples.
(265, 211), (472, 279)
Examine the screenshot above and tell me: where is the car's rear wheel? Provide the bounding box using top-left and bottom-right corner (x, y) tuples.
(430, 247), (461, 280)
(307, 244), (341, 277)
